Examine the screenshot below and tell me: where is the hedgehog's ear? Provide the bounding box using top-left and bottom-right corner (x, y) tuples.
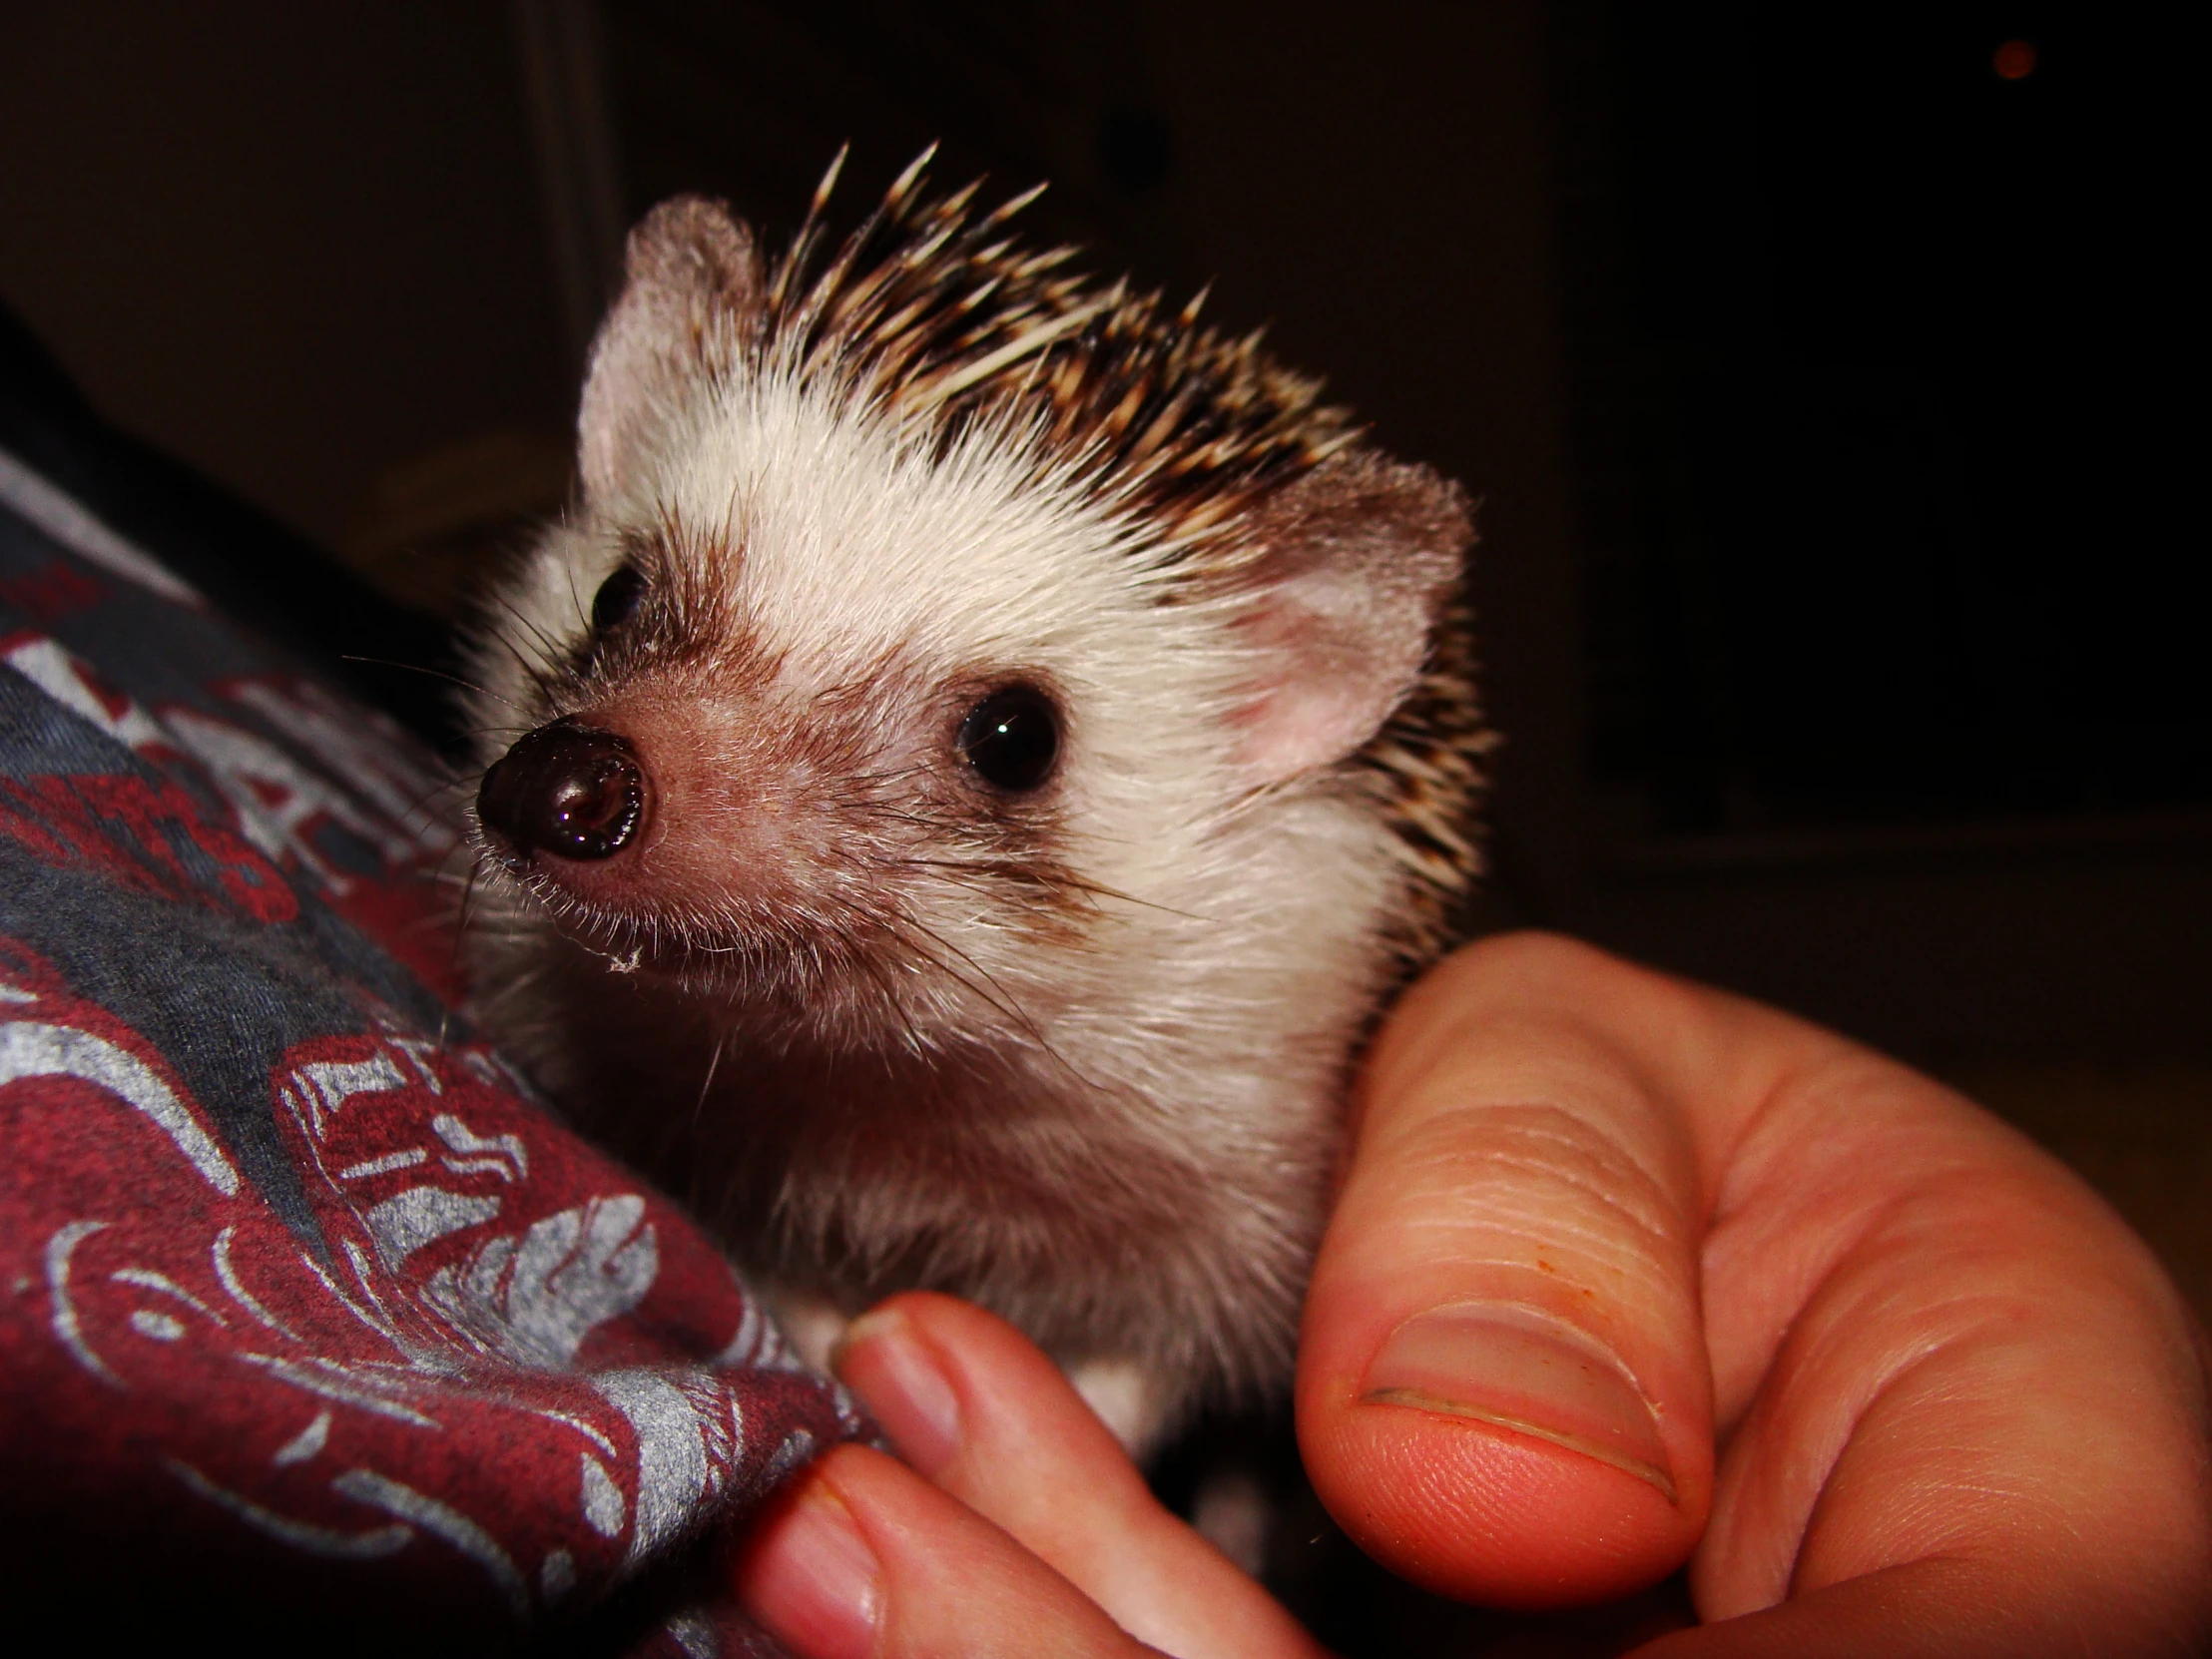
(1230, 453), (1471, 785)
(578, 197), (765, 504)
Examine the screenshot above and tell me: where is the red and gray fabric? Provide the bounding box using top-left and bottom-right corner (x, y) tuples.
(0, 437), (859, 1655)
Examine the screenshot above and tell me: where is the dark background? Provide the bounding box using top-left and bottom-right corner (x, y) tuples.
(2, 2), (2204, 1648)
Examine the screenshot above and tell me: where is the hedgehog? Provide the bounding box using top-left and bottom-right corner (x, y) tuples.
(461, 149), (1487, 1451)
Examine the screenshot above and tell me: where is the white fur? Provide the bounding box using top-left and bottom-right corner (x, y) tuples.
(464, 354), (1412, 1444)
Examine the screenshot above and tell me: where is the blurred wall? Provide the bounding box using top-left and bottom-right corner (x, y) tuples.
(0, 2), (573, 560)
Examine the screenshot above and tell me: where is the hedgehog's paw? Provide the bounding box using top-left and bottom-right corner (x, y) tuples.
(760, 1284), (850, 1377)
(1067, 1355), (1170, 1461)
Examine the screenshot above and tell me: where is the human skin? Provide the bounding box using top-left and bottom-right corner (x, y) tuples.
(726, 932), (2212, 1657)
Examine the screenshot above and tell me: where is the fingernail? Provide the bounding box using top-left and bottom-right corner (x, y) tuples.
(732, 1483), (883, 1659)
(1362, 1304), (1677, 1503)
(833, 1307), (962, 1477)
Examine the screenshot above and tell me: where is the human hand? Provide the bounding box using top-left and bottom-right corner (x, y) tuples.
(728, 932), (2212, 1656)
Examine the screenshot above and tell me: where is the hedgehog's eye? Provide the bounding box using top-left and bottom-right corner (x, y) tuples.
(957, 684), (1060, 793)
(590, 563), (647, 635)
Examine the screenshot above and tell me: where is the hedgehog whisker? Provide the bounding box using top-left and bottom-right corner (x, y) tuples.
(488, 591), (580, 687)
(892, 911), (1098, 1092)
(454, 860), (486, 948)
(338, 655), (524, 716)
(476, 619), (562, 711)
(844, 931), (934, 1061)
(691, 1027), (728, 1132)
(889, 857), (1207, 922)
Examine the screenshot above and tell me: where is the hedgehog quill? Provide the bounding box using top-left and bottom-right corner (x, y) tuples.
(463, 150), (1486, 1452)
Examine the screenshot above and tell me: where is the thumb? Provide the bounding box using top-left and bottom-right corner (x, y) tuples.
(1298, 932), (1717, 1607)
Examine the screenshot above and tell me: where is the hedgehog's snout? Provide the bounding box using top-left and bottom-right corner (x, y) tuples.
(478, 719), (649, 863)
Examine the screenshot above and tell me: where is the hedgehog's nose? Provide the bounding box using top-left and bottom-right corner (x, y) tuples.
(478, 720), (648, 861)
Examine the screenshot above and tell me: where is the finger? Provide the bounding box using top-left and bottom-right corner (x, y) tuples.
(832, 1293), (1326, 1659)
(1680, 997), (2212, 1650)
(1307, 931), (2212, 1651)
(1634, 1554), (2199, 1659)
(1299, 931), (1720, 1607)
(729, 1442), (1153, 1659)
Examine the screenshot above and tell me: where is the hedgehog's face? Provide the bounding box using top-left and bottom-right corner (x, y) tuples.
(470, 378), (1252, 1044)
(465, 188), (1470, 1058)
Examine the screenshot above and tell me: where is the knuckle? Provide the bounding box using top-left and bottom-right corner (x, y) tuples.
(1361, 1100), (1695, 1304)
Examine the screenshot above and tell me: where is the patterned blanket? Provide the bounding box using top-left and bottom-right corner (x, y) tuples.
(0, 443), (858, 1655)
